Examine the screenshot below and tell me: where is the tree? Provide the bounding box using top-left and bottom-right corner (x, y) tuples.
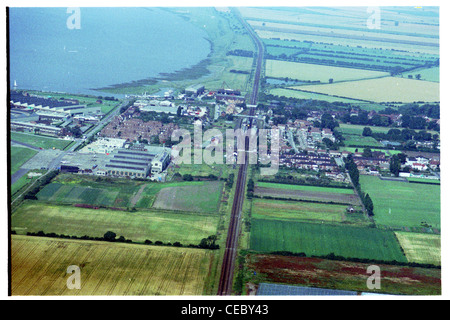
(364, 194), (374, 216)
(103, 231), (117, 242)
(362, 147), (372, 158)
(329, 78), (334, 84)
(182, 174), (193, 181)
(362, 127), (372, 137)
(247, 179), (255, 193)
(177, 106), (182, 117)
(389, 156), (401, 177)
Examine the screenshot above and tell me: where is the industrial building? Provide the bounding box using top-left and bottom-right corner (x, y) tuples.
(151, 151), (170, 174)
(11, 120), (62, 137)
(105, 149), (155, 178)
(185, 84), (205, 96)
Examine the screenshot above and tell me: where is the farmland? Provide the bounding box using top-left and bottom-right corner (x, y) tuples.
(265, 60), (389, 83)
(269, 88), (362, 103)
(400, 66), (440, 83)
(12, 202), (219, 245)
(153, 181), (223, 213)
(254, 186), (360, 206)
(256, 182), (354, 194)
(11, 235), (214, 295)
(252, 199), (347, 223)
(295, 77), (440, 103)
(36, 175), (224, 213)
(245, 254), (441, 295)
(249, 219), (407, 263)
(395, 232), (441, 266)
(360, 175), (440, 230)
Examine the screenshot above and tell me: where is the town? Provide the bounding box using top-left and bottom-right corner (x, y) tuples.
(9, 6), (441, 299)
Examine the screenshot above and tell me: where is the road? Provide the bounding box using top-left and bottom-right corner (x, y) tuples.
(217, 9), (264, 296)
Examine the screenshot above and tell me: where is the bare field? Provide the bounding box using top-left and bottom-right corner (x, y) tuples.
(11, 235), (214, 296)
(246, 254), (441, 295)
(295, 77), (440, 103)
(254, 186), (360, 206)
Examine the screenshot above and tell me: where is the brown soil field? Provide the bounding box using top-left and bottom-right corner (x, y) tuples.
(246, 254), (441, 296)
(254, 186), (360, 206)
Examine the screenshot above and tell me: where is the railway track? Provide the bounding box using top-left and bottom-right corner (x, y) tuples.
(217, 9), (264, 296)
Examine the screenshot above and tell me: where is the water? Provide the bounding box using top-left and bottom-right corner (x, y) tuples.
(9, 7), (211, 97)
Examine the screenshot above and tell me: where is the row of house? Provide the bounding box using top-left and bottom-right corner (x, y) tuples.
(100, 117), (179, 144)
(279, 152), (339, 172)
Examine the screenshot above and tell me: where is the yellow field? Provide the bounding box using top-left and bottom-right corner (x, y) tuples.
(395, 232), (441, 266)
(294, 77), (440, 103)
(266, 60), (389, 83)
(248, 20), (439, 46)
(11, 235), (214, 296)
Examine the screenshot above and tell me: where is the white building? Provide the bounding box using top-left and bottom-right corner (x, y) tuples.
(79, 138), (126, 154)
(151, 151), (171, 174)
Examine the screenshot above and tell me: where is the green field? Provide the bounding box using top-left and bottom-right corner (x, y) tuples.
(360, 175), (440, 230)
(337, 123), (439, 137)
(37, 181), (143, 208)
(256, 182), (354, 194)
(400, 66), (440, 83)
(342, 134), (383, 147)
(10, 146), (37, 174)
(12, 202), (219, 245)
(250, 219), (407, 262)
(11, 132), (73, 150)
(37, 176), (223, 213)
(152, 181), (224, 213)
(340, 147), (400, 156)
(407, 177), (440, 184)
(266, 60), (389, 83)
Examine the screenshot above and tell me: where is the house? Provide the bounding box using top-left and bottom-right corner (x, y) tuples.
(429, 160), (440, 170)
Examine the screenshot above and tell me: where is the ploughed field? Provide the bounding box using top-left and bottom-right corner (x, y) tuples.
(246, 254), (441, 296)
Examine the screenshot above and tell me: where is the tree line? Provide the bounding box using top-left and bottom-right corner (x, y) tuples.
(344, 155), (374, 216)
